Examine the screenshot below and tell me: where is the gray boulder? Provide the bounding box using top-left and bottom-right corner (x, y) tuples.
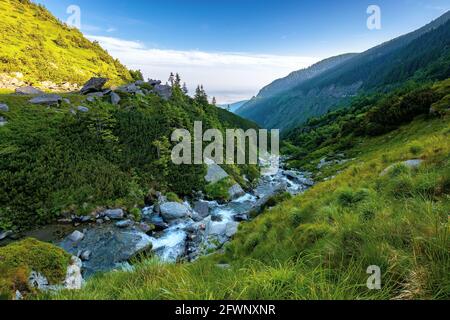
(86, 92), (104, 98)
(115, 220), (134, 228)
(68, 230), (85, 243)
(0, 116), (7, 127)
(0, 103), (9, 112)
(110, 92), (121, 105)
(116, 83), (139, 94)
(148, 79), (162, 86)
(103, 209), (125, 220)
(160, 202), (190, 221)
(77, 106), (89, 113)
(194, 200), (210, 219)
(79, 250), (92, 261)
(228, 183), (245, 200)
(225, 221), (239, 238)
(29, 94), (62, 106)
(80, 77), (108, 94)
(15, 86), (43, 95)
(152, 84), (172, 100)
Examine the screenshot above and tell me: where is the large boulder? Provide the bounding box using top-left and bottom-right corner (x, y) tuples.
(194, 200), (210, 219)
(0, 103), (9, 112)
(103, 208), (125, 220)
(59, 225), (153, 277)
(80, 77), (108, 94)
(152, 84), (172, 100)
(67, 230), (85, 243)
(15, 86), (43, 95)
(228, 183), (245, 200)
(160, 202), (190, 221)
(29, 94), (62, 106)
(116, 83), (139, 94)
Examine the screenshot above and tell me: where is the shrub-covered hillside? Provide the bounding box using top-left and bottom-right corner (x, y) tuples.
(0, 0), (133, 86)
(0, 85), (259, 231)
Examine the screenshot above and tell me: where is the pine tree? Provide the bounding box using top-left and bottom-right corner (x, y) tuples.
(174, 73), (181, 87)
(168, 72), (175, 86)
(182, 82), (188, 94)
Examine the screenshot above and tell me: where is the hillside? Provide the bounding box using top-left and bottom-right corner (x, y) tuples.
(52, 81), (449, 300)
(0, 0), (133, 89)
(0, 83), (260, 231)
(236, 53), (356, 113)
(237, 11), (450, 131)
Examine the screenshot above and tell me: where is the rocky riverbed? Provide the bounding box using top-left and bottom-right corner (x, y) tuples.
(55, 167), (313, 278)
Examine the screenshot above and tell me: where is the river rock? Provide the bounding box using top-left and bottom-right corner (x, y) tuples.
(79, 250), (92, 261)
(144, 215), (168, 231)
(103, 208), (125, 220)
(228, 183), (245, 200)
(225, 221), (239, 238)
(80, 77), (108, 94)
(59, 224), (153, 277)
(0, 103), (9, 112)
(194, 200), (210, 219)
(160, 202), (190, 221)
(29, 94), (62, 106)
(233, 213), (249, 222)
(110, 92), (121, 105)
(115, 219), (134, 228)
(15, 86), (43, 95)
(68, 230), (85, 243)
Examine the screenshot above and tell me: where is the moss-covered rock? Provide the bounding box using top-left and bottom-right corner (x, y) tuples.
(0, 238), (71, 299)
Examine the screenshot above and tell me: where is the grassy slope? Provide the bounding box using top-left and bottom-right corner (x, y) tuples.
(0, 0), (132, 86)
(52, 114), (449, 300)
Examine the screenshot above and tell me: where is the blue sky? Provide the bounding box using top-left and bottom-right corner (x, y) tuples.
(36, 0), (450, 103)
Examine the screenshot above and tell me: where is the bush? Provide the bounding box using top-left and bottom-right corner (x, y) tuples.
(336, 188), (370, 207)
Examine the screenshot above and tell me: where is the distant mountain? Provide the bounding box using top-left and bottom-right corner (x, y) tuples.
(218, 100), (249, 113)
(237, 11), (450, 131)
(0, 0), (133, 86)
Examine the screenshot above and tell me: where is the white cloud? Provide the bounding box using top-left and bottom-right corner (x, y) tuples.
(87, 35), (319, 104)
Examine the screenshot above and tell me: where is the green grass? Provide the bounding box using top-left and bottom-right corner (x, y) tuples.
(50, 115), (449, 300)
(0, 0), (132, 86)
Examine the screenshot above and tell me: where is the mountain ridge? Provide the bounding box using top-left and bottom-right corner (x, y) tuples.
(237, 10), (450, 131)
